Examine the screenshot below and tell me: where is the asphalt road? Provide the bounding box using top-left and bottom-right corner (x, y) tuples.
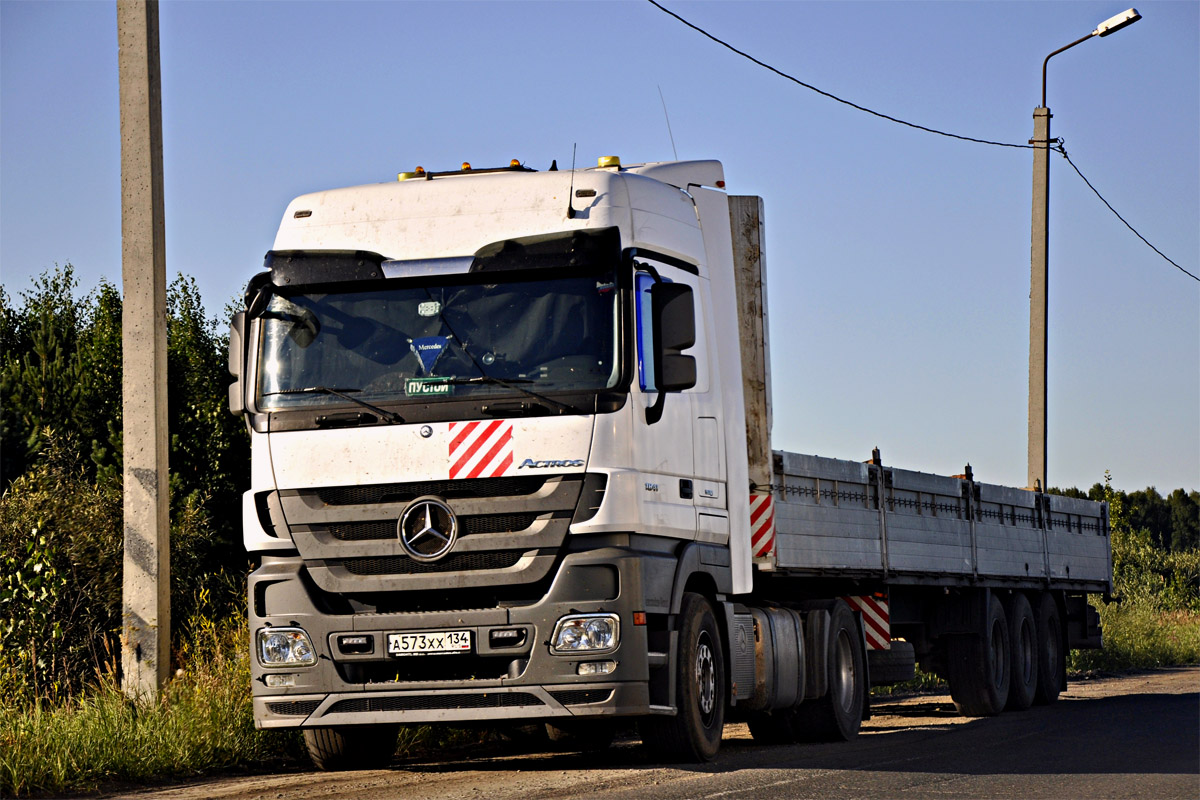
(110, 668), (1198, 800)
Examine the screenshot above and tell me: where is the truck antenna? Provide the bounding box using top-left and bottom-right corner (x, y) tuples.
(658, 85), (679, 160)
(567, 143), (578, 219)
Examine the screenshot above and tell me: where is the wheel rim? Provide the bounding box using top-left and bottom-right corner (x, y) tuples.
(833, 630), (856, 713)
(695, 631), (716, 725)
(990, 619), (1007, 690)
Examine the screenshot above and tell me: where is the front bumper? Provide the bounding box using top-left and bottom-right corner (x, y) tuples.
(250, 544), (674, 728)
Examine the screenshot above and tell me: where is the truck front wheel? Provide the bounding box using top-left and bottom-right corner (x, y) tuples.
(640, 592), (726, 762)
(303, 725), (399, 771)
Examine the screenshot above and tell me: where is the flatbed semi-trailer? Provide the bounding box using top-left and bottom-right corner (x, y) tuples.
(228, 157), (1110, 768)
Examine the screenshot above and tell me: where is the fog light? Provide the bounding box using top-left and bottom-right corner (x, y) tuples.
(257, 627), (317, 667)
(550, 614), (619, 655)
(265, 673), (296, 687)
(577, 660), (617, 676)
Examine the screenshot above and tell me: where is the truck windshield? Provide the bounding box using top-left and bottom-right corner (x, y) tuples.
(255, 269), (620, 411)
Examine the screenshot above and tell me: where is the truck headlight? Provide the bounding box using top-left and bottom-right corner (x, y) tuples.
(550, 614), (619, 655)
(257, 627), (316, 667)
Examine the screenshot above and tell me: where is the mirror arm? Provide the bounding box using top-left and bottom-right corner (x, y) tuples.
(645, 389), (667, 425)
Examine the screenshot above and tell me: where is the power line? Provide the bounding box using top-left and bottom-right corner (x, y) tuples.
(646, 0), (1032, 150)
(1054, 143), (1199, 282)
(648, 0), (1197, 283)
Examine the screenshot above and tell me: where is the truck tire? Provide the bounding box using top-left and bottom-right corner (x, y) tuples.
(947, 593), (1011, 716)
(1034, 592), (1065, 705)
(303, 725), (399, 771)
(867, 640), (916, 686)
(639, 592), (726, 762)
(792, 600), (866, 742)
(1004, 593), (1038, 711)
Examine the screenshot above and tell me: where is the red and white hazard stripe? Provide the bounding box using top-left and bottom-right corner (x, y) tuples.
(750, 493), (775, 558)
(843, 594), (890, 650)
(448, 421), (513, 479)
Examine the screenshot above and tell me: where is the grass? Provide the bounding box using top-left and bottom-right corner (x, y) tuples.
(0, 615), (303, 797)
(871, 667), (946, 698)
(0, 610), (497, 797)
(1069, 603), (1200, 673)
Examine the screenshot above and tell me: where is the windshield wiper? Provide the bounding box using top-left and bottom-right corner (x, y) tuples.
(441, 375), (580, 415)
(441, 376), (533, 385)
(262, 386), (405, 424)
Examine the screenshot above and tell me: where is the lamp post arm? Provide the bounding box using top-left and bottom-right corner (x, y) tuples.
(1042, 32), (1096, 107)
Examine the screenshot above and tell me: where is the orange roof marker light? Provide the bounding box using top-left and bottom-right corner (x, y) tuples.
(510, 159), (521, 168)
(397, 166), (427, 181)
(461, 162), (472, 171)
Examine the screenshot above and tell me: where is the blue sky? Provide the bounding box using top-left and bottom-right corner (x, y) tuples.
(2, 1), (1196, 493)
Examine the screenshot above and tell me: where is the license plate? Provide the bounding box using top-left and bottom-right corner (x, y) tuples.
(387, 629), (472, 656)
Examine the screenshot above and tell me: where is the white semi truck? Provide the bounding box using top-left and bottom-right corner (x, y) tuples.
(228, 157), (1111, 769)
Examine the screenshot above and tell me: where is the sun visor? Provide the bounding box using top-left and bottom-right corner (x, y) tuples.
(470, 227), (621, 273)
(264, 250), (388, 287)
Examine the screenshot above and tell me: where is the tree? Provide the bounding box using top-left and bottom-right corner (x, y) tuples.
(1126, 488), (1173, 551)
(1, 265), (249, 691)
(1168, 489), (1199, 552)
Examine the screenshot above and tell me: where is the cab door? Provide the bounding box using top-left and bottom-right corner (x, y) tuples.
(631, 265), (701, 540)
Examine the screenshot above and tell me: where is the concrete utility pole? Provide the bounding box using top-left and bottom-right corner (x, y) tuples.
(1028, 8), (1141, 492)
(118, 0), (170, 698)
(1028, 106), (1050, 492)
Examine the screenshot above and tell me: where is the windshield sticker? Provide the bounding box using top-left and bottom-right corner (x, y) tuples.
(418, 300), (441, 317)
(410, 336), (450, 374)
(405, 378), (453, 397)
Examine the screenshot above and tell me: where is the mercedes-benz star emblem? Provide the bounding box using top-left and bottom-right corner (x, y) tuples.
(398, 496), (458, 562)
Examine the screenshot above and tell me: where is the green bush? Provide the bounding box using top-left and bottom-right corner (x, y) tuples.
(0, 267), (250, 697)
(1068, 475), (1200, 671)
(0, 431), (122, 701)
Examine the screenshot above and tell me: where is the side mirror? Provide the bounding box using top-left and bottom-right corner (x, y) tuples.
(646, 281), (696, 425)
(651, 282), (696, 392)
(228, 312), (245, 417)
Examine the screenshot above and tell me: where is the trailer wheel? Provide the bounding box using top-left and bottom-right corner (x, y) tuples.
(792, 600), (865, 741)
(639, 592), (726, 761)
(1004, 593), (1038, 711)
(1034, 593), (1065, 705)
(948, 593), (1011, 716)
(303, 725), (399, 771)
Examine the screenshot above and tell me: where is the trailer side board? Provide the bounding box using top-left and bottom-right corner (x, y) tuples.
(770, 450), (1111, 591)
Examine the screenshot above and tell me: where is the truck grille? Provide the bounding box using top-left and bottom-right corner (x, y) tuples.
(278, 475), (585, 593)
(328, 512), (540, 542)
(266, 700), (321, 716)
(316, 476), (547, 506)
(549, 689), (614, 705)
(342, 551), (525, 575)
(328, 692), (544, 713)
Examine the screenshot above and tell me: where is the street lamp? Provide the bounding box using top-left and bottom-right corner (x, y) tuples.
(1027, 8), (1141, 492)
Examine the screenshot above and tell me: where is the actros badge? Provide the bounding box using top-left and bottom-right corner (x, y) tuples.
(398, 496), (458, 562)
